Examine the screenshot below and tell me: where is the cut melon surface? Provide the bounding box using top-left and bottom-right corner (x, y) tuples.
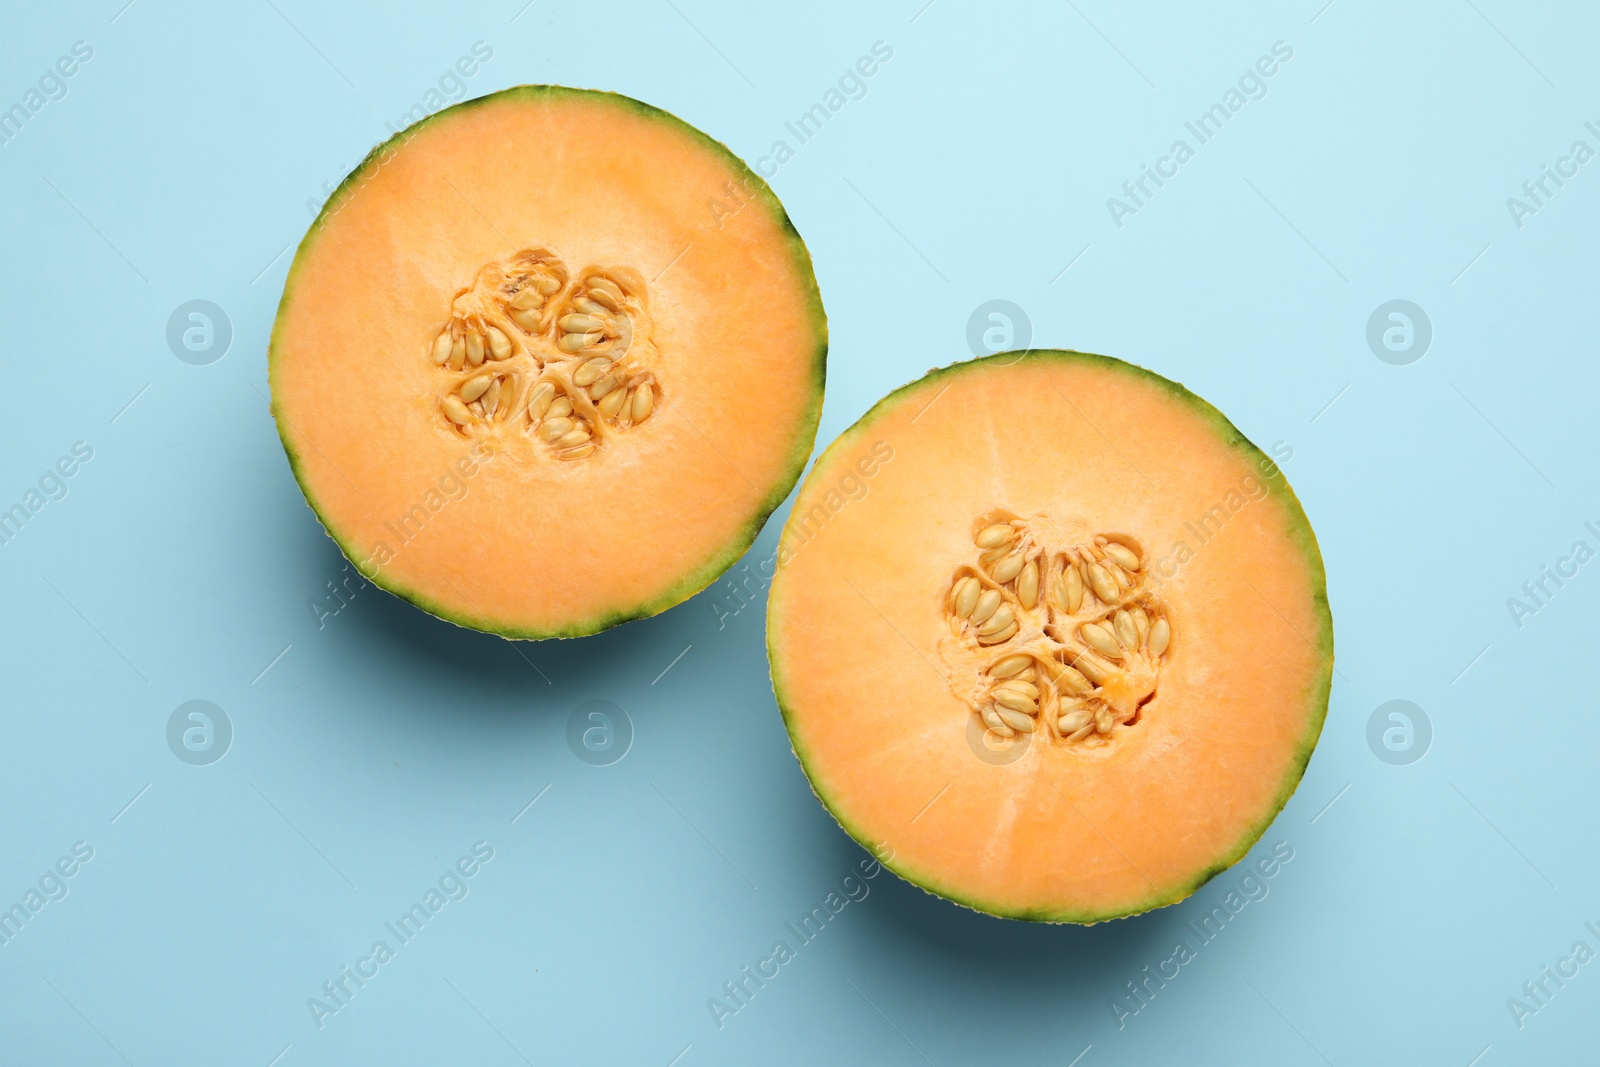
(766, 351), (1331, 922)
(269, 86), (826, 637)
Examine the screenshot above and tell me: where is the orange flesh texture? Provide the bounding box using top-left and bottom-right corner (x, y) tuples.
(768, 355), (1329, 920)
(270, 90), (821, 634)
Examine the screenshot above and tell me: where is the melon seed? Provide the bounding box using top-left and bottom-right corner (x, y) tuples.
(538, 417), (574, 441)
(573, 357), (611, 387)
(1104, 542), (1140, 571)
(441, 395), (472, 426)
(559, 331), (601, 353)
(1081, 622), (1122, 659)
(449, 334), (466, 370)
(431, 330), (453, 364)
(952, 577), (980, 619)
(587, 276), (625, 304)
(1113, 610), (1139, 650)
(1016, 560), (1039, 608)
(1148, 618), (1171, 657)
(977, 621), (1018, 645)
(978, 606), (1015, 637)
(996, 706), (1036, 732)
(597, 387), (628, 418)
(588, 374), (620, 400)
(1059, 708), (1091, 734)
(559, 443), (596, 460)
(525, 381), (556, 421)
(1063, 563), (1084, 612)
(465, 331), (485, 365)
(989, 653), (1031, 678)
(630, 386), (654, 423)
(482, 378), (502, 417)
(535, 275), (562, 295)
(1054, 663), (1093, 696)
(982, 707), (1015, 737)
(970, 589), (1002, 625)
(1086, 561), (1118, 604)
(990, 552), (1024, 584)
(511, 307), (540, 333)
(511, 288), (543, 310)
(976, 523), (1014, 549)
(486, 326), (512, 359)
(547, 396), (573, 419)
(554, 428), (591, 448)
(460, 374), (493, 403)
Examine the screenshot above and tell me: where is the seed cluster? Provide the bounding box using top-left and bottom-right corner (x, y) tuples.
(427, 249), (660, 460)
(942, 518), (1173, 745)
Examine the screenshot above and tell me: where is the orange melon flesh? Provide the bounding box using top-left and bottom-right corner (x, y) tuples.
(766, 352), (1331, 922)
(270, 87), (825, 637)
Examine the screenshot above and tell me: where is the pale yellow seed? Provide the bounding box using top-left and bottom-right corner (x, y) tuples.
(511, 307), (540, 332)
(1132, 608), (1149, 643)
(465, 331), (485, 365)
(1114, 610), (1139, 650)
(1104, 542), (1140, 571)
(538, 417), (574, 442)
(1056, 663), (1093, 696)
(1087, 562), (1118, 603)
(482, 379), (502, 418)
(1095, 710), (1114, 734)
(1067, 722), (1097, 742)
(486, 326), (512, 360)
(558, 332), (600, 354)
(1017, 666), (1038, 682)
(990, 552), (1024, 584)
(525, 382), (555, 421)
(971, 589), (1002, 625)
(976, 523), (1014, 549)
(995, 679), (1039, 700)
(977, 621), (1018, 645)
(989, 653), (1031, 678)
(460, 374), (493, 403)
(978, 606), (1015, 637)
(597, 387), (627, 418)
(546, 397), (573, 420)
(1081, 622), (1122, 659)
(559, 443), (596, 460)
(587, 276), (625, 303)
(573, 296), (607, 316)
(560, 314), (606, 333)
(1059, 709), (1092, 734)
(431, 330), (453, 364)
(1016, 561), (1039, 609)
(630, 387), (654, 423)
(496, 379), (518, 420)
(448, 334), (466, 370)
(441, 395), (472, 426)
(996, 707), (1036, 732)
(1064, 563), (1085, 612)
(511, 288), (543, 310)
(469, 400), (485, 418)
(1073, 656), (1109, 686)
(994, 691), (1036, 714)
(980, 545), (1010, 565)
(953, 577), (980, 619)
(586, 287), (621, 312)
(535, 275), (562, 295)
(554, 428), (591, 448)
(572, 357), (611, 387)
(588, 374), (620, 400)
(982, 708), (1015, 737)
(1148, 618), (1171, 657)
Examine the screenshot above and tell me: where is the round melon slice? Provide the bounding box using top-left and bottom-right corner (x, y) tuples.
(766, 351), (1331, 922)
(270, 86), (825, 638)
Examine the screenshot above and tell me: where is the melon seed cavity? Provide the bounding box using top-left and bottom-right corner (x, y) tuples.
(940, 518), (1173, 746)
(426, 248), (661, 461)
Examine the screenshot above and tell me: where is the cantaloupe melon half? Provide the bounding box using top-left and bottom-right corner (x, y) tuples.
(767, 351), (1331, 922)
(269, 86), (825, 637)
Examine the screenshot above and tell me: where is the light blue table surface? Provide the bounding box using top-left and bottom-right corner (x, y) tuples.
(2, 1), (1596, 1063)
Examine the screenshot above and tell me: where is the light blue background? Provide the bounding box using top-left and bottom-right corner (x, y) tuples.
(2, 1), (1596, 1063)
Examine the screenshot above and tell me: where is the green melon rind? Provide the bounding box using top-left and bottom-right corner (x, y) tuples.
(767, 349), (1332, 924)
(268, 85), (827, 640)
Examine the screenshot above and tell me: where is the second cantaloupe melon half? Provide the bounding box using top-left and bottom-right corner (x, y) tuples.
(767, 351), (1331, 922)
